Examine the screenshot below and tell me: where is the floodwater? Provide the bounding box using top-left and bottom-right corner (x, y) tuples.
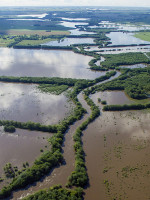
(0, 48), (104, 79)
(120, 63), (148, 69)
(107, 32), (150, 46)
(85, 45), (150, 54)
(61, 18), (89, 21)
(69, 29), (95, 35)
(42, 37), (95, 46)
(17, 13), (48, 19)
(99, 21), (150, 32)
(0, 128), (51, 176)
(9, 93), (92, 200)
(0, 82), (72, 125)
(60, 21), (88, 28)
(91, 91), (135, 105)
(83, 110), (150, 200)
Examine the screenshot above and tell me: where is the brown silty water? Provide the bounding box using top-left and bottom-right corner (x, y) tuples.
(83, 107), (150, 200)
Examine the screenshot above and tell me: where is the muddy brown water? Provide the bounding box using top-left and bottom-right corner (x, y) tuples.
(0, 128), (51, 188)
(0, 82), (73, 125)
(91, 91), (135, 105)
(83, 110), (150, 200)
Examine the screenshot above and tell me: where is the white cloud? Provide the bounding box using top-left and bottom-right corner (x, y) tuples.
(0, 0), (150, 7)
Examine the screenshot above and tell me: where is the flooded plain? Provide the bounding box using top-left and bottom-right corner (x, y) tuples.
(9, 93), (92, 200)
(91, 91), (135, 105)
(0, 128), (51, 176)
(99, 21), (150, 31)
(0, 48), (104, 79)
(60, 21), (88, 28)
(83, 109), (150, 200)
(107, 32), (150, 46)
(43, 37), (95, 46)
(0, 82), (73, 125)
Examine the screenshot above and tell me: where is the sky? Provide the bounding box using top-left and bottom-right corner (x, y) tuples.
(0, 0), (150, 7)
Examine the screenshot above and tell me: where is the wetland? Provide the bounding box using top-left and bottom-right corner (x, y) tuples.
(0, 6), (150, 200)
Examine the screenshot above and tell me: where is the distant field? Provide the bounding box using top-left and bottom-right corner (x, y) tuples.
(134, 32), (150, 42)
(0, 37), (15, 47)
(3, 29), (70, 36)
(17, 38), (57, 46)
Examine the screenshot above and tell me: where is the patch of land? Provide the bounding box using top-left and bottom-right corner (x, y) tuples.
(4, 29), (70, 36)
(134, 32), (150, 42)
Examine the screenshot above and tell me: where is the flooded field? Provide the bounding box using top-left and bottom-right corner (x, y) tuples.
(107, 32), (150, 46)
(83, 109), (150, 200)
(60, 21), (88, 28)
(0, 48), (104, 79)
(99, 21), (150, 32)
(0, 128), (51, 176)
(91, 91), (135, 105)
(120, 63), (148, 69)
(69, 29), (95, 35)
(0, 82), (73, 125)
(9, 93), (92, 200)
(43, 37), (95, 46)
(85, 45), (150, 54)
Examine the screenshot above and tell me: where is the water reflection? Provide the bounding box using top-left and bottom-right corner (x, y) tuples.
(0, 82), (72, 125)
(60, 21), (88, 28)
(99, 21), (150, 32)
(0, 127), (50, 174)
(17, 13), (48, 18)
(61, 18), (88, 21)
(120, 63), (148, 69)
(91, 91), (134, 105)
(0, 48), (103, 79)
(43, 38), (95, 46)
(69, 29), (95, 35)
(85, 45), (150, 54)
(107, 32), (150, 46)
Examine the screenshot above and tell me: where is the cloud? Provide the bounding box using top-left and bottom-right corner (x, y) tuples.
(0, 0), (150, 7)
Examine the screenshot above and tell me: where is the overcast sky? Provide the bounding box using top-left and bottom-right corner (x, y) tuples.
(0, 0), (150, 7)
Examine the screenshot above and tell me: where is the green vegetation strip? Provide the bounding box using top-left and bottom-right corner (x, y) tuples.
(103, 103), (150, 111)
(101, 52), (150, 69)
(38, 84), (69, 95)
(0, 120), (58, 133)
(85, 68), (150, 100)
(67, 94), (100, 187)
(23, 185), (83, 200)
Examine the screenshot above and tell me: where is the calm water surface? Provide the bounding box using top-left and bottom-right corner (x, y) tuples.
(43, 37), (95, 46)
(0, 82), (72, 125)
(60, 21), (88, 28)
(0, 128), (51, 175)
(0, 48), (103, 79)
(107, 32), (150, 46)
(91, 91), (134, 105)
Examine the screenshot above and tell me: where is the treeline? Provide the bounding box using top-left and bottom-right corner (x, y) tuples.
(103, 103), (150, 111)
(23, 185), (83, 200)
(0, 120), (58, 133)
(101, 52), (150, 69)
(0, 76), (78, 86)
(14, 45), (73, 50)
(86, 68), (150, 100)
(89, 58), (108, 71)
